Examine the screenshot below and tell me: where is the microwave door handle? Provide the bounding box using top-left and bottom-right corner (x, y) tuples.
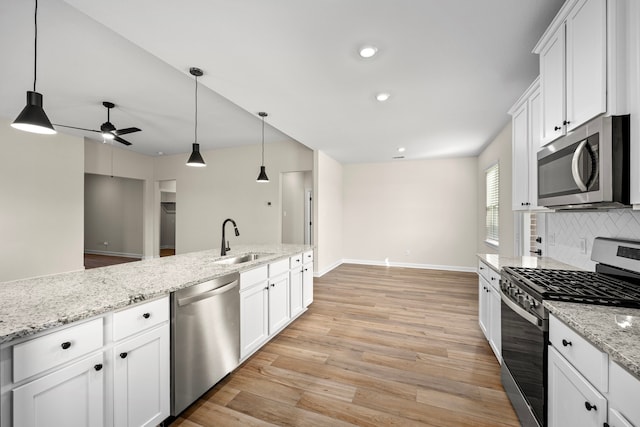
(571, 140), (589, 192)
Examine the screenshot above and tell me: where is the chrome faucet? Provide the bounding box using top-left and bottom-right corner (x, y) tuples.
(221, 218), (240, 256)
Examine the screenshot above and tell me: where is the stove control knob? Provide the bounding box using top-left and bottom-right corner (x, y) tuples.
(523, 299), (532, 310)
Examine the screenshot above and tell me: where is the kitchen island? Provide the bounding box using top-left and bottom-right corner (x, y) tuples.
(0, 243), (312, 344)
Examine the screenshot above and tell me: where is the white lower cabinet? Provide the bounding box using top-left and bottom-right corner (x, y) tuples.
(608, 408), (634, 427)
(289, 265), (304, 318)
(240, 278), (269, 359)
(113, 325), (170, 427)
(548, 345), (606, 427)
(302, 250), (314, 307)
(13, 352), (104, 427)
(609, 360), (640, 427)
(2, 297), (170, 427)
(268, 272), (290, 334)
(477, 260), (501, 363)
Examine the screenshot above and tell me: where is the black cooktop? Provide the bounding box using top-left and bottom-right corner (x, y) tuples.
(502, 267), (640, 308)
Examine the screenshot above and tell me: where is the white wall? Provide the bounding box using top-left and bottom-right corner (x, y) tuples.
(281, 171), (308, 244)
(154, 140), (313, 254)
(84, 139), (155, 258)
(477, 122), (515, 257)
(314, 151), (344, 275)
(0, 119), (84, 282)
(84, 173), (144, 257)
(343, 158), (478, 271)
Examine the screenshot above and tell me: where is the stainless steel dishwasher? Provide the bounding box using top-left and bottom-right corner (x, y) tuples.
(170, 272), (240, 416)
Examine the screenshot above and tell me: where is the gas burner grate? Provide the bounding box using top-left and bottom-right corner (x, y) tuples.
(502, 267), (640, 308)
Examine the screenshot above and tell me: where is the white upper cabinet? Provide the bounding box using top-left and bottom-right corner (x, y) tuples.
(534, 0), (625, 146)
(509, 78), (541, 210)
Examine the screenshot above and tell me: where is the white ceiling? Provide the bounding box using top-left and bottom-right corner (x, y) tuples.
(0, 0), (563, 163)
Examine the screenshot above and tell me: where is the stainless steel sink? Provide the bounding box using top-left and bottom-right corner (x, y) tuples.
(213, 253), (271, 265)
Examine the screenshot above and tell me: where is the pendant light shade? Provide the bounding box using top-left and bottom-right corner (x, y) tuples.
(186, 143), (206, 167)
(256, 112), (269, 183)
(12, 91), (56, 134)
(186, 67), (206, 167)
(12, 0), (56, 135)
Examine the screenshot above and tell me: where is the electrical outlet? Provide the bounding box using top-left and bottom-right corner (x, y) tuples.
(103, 241), (108, 246)
(579, 238), (587, 254)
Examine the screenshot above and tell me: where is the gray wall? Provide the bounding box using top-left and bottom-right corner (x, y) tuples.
(84, 173), (144, 257)
(282, 171), (312, 244)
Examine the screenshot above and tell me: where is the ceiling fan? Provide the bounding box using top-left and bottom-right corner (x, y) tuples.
(54, 101), (141, 146)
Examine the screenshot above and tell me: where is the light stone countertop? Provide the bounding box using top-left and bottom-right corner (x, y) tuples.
(545, 301), (640, 379)
(477, 254), (581, 272)
(0, 244), (313, 345)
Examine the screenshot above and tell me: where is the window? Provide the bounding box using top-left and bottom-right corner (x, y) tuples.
(485, 163), (499, 247)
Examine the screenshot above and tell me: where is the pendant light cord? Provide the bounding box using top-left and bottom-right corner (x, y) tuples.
(194, 74), (198, 144)
(33, 0), (38, 92)
(261, 115), (265, 165)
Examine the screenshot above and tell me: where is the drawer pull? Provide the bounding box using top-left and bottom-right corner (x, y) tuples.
(562, 339), (572, 347)
(94, 364), (103, 371)
(142, 313), (151, 319)
(61, 341), (71, 350)
(584, 401), (597, 411)
(120, 352), (128, 359)
(479, 267), (484, 270)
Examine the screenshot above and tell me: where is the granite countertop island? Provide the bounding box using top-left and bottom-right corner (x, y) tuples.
(0, 244), (313, 345)
(545, 301), (640, 379)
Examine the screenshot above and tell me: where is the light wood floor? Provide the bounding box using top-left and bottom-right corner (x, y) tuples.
(84, 253), (141, 269)
(171, 264), (519, 427)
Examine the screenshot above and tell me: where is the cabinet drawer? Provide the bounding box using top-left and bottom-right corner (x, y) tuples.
(240, 265), (268, 290)
(478, 260), (491, 282)
(549, 315), (608, 392)
(13, 318), (103, 382)
(290, 254), (303, 268)
(609, 361), (640, 426)
(269, 259), (290, 278)
(303, 250), (313, 264)
(113, 296), (169, 342)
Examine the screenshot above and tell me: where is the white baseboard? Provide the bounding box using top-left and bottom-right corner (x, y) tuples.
(84, 249), (142, 259)
(314, 259), (343, 277)
(341, 258), (476, 273)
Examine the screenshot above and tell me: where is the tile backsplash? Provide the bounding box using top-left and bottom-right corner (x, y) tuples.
(542, 209), (640, 270)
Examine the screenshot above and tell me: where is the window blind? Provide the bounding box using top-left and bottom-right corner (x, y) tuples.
(486, 163), (499, 245)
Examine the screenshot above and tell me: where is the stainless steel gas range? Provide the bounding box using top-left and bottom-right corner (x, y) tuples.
(500, 237), (640, 427)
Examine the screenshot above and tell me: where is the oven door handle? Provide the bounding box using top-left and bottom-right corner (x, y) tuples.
(501, 293), (544, 329)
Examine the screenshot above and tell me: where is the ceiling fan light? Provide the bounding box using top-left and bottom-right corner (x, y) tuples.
(186, 143), (206, 167)
(11, 91), (56, 135)
(256, 165), (269, 182)
(102, 132), (115, 140)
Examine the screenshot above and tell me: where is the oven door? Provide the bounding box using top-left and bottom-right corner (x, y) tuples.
(501, 294), (547, 426)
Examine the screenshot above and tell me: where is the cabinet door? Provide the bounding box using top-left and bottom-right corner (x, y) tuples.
(511, 101), (530, 210)
(13, 352), (104, 427)
(302, 264), (313, 307)
(548, 346), (606, 427)
(268, 273), (290, 334)
(565, 0), (606, 131)
(478, 277), (490, 339)
(113, 325), (170, 427)
(290, 267), (304, 318)
(240, 281), (269, 359)
(540, 23), (566, 145)
(488, 285), (501, 363)
(608, 408), (634, 427)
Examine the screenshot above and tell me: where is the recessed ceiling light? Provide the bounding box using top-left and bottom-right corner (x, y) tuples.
(376, 93), (390, 102)
(359, 46), (378, 59)
(397, 147), (406, 153)
(157, 151), (164, 156)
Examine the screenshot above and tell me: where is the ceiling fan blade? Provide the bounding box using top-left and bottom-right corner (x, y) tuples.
(52, 123), (100, 133)
(113, 135), (132, 146)
(114, 127), (141, 136)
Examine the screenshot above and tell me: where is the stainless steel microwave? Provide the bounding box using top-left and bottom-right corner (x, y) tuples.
(537, 115), (630, 209)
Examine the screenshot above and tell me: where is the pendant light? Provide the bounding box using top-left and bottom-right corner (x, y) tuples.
(186, 67), (206, 167)
(256, 112), (269, 182)
(11, 0), (56, 135)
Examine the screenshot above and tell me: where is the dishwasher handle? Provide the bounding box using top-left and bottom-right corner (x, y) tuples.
(177, 279), (239, 307)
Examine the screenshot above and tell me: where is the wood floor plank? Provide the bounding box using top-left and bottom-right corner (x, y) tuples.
(172, 264), (519, 426)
